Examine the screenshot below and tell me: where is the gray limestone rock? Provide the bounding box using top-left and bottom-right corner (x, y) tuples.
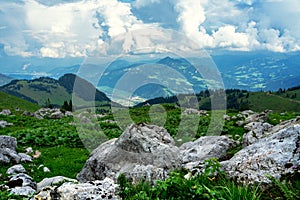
(35, 177), (119, 200)
(77, 123), (181, 183)
(37, 176), (78, 192)
(0, 135), (17, 151)
(180, 136), (235, 164)
(242, 122), (273, 147)
(7, 164), (26, 175)
(222, 124), (300, 184)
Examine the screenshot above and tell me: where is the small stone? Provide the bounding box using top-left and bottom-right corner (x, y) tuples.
(25, 147), (33, 154)
(43, 167), (50, 173)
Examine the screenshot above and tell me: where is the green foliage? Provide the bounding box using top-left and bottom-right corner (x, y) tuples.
(267, 112), (300, 125)
(117, 158), (263, 200)
(266, 173), (300, 200)
(0, 115), (83, 148)
(0, 190), (24, 200)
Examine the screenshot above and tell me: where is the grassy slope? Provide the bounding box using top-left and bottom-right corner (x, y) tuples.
(0, 91), (40, 111)
(248, 92), (300, 112)
(5, 80), (71, 106)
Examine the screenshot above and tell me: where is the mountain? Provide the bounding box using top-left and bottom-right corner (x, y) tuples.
(212, 51), (300, 91)
(0, 73), (13, 86)
(95, 52), (300, 105)
(0, 74), (111, 108)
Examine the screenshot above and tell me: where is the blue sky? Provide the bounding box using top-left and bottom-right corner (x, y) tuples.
(0, 0), (300, 58)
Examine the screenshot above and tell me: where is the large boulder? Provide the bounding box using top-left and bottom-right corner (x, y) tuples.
(77, 123), (181, 183)
(180, 136), (235, 171)
(222, 124), (300, 184)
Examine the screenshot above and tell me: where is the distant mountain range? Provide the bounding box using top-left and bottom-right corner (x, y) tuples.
(1, 51), (300, 105)
(0, 74), (110, 109)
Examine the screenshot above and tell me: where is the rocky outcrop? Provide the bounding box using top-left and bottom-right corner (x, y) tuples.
(33, 108), (65, 119)
(0, 135), (17, 151)
(7, 164), (26, 175)
(7, 172), (37, 197)
(35, 177), (119, 200)
(236, 110), (270, 126)
(37, 176), (78, 192)
(222, 124), (300, 184)
(77, 123), (181, 183)
(242, 122), (273, 147)
(0, 135), (32, 164)
(180, 136), (235, 171)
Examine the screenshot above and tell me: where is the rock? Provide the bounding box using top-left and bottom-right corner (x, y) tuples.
(268, 116), (300, 134)
(242, 122), (273, 147)
(18, 153), (32, 162)
(231, 116), (237, 120)
(37, 176), (78, 192)
(236, 111), (268, 126)
(8, 173), (37, 190)
(223, 115), (231, 121)
(180, 136), (235, 170)
(0, 109), (11, 116)
(35, 177), (119, 200)
(25, 147), (33, 154)
(34, 108), (65, 119)
(9, 186), (36, 197)
(77, 123), (181, 183)
(43, 167), (51, 173)
(49, 110), (64, 119)
(221, 124), (300, 184)
(7, 164), (26, 175)
(0, 135), (17, 151)
(244, 112), (268, 124)
(184, 108), (201, 115)
(0, 120), (13, 128)
(241, 110), (255, 117)
(64, 111), (73, 117)
(0, 147), (21, 163)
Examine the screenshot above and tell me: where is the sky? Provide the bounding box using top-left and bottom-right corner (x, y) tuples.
(0, 0), (300, 58)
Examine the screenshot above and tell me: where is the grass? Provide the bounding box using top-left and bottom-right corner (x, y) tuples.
(0, 91), (300, 199)
(0, 91), (40, 112)
(23, 146), (89, 183)
(117, 159), (264, 200)
(247, 92), (300, 112)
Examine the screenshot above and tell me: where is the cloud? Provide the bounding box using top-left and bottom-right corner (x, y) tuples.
(0, 0), (300, 58)
(22, 63), (31, 70)
(0, 0), (149, 58)
(173, 0), (300, 52)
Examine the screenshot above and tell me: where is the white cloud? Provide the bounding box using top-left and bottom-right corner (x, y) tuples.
(1, 0), (300, 57)
(22, 63), (31, 70)
(212, 26), (249, 50)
